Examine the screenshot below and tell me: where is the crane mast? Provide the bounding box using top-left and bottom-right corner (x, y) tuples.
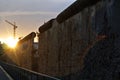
(5, 20), (18, 39)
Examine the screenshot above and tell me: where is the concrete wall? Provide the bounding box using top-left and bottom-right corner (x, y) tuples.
(78, 0), (120, 79)
(1, 0), (118, 79)
(38, 0), (106, 77)
(16, 32), (36, 70)
(2, 0), (119, 79)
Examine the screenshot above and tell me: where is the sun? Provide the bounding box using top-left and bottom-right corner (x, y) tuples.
(5, 37), (18, 48)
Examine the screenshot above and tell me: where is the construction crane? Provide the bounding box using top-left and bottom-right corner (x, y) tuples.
(5, 20), (18, 39)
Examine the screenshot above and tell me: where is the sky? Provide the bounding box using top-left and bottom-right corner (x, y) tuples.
(0, 0), (75, 42)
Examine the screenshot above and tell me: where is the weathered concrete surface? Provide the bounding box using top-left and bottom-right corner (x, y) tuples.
(79, 0), (120, 79)
(38, 0), (120, 79)
(62, 0), (120, 80)
(16, 32), (36, 70)
(38, 1), (102, 77)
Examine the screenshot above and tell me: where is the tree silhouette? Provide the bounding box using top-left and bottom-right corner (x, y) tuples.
(0, 42), (7, 56)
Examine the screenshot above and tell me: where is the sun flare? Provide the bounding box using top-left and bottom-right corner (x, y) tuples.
(5, 37), (18, 48)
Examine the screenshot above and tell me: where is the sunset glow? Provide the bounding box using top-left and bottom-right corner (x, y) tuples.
(0, 37), (18, 48)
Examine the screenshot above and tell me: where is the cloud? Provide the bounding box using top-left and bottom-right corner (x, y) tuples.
(0, 0), (76, 12)
(0, 0), (76, 40)
(51, 0), (75, 3)
(0, 11), (58, 17)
